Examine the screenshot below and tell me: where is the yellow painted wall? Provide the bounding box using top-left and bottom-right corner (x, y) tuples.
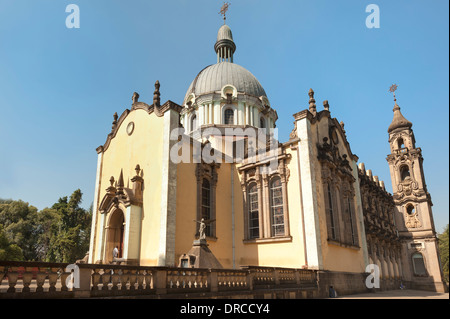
(93, 108), (165, 266)
(174, 141), (307, 270)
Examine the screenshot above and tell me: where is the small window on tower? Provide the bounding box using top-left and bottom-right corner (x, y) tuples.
(400, 165), (410, 181)
(406, 204), (415, 215)
(397, 138), (405, 149)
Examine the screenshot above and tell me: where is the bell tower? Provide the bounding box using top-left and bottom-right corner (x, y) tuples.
(386, 86), (446, 292)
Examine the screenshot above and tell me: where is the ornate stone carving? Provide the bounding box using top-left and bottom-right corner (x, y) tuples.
(405, 212), (422, 229)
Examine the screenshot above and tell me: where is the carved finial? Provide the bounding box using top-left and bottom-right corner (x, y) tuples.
(132, 92), (140, 104)
(135, 164), (141, 176)
(117, 169), (124, 195)
(308, 88), (316, 114)
(131, 164), (143, 203)
(153, 80), (161, 107)
(323, 100), (329, 111)
(112, 112), (118, 131)
(109, 176), (115, 187)
(340, 121), (346, 134)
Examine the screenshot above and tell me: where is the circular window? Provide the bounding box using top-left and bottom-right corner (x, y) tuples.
(126, 122), (135, 136)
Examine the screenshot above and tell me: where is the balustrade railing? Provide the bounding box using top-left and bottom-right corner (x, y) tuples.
(0, 261), (318, 298)
(0, 261), (72, 296)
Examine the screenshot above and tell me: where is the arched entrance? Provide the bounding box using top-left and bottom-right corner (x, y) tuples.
(105, 209), (125, 263)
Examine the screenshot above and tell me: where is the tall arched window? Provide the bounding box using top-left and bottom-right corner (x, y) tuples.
(224, 108), (234, 125)
(347, 197), (356, 245)
(412, 252), (427, 276)
(270, 176), (284, 237)
(201, 179), (212, 237)
(191, 114), (197, 132)
(327, 183), (337, 240)
(260, 117), (266, 129)
(248, 183), (259, 239)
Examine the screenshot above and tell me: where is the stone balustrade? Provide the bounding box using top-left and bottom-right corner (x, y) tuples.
(0, 261), (318, 299)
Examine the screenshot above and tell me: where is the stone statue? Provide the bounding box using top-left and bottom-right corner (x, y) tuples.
(193, 218), (215, 240)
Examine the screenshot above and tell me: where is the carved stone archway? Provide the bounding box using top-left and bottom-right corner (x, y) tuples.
(104, 208), (125, 263)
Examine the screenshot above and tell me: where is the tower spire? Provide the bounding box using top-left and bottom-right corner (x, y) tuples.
(387, 84), (412, 133)
(214, 9), (236, 63)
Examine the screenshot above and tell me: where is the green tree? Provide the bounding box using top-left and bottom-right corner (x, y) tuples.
(438, 224), (449, 283)
(0, 190), (92, 263)
(0, 224), (24, 261)
(0, 199), (39, 260)
(44, 189), (92, 263)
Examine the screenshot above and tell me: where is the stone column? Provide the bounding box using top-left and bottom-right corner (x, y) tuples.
(256, 173), (264, 238)
(262, 174), (271, 238)
(280, 161), (290, 237)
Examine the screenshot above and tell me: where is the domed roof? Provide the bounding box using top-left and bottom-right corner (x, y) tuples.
(184, 62), (267, 104)
(388, 102), (412, 133)
(217, 24), (233, 41)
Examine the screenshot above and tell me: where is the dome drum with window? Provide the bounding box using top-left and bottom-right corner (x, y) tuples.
(181, 23), (278, 132)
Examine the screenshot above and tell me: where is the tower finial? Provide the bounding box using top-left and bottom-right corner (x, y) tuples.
(153, 80), (161, 107)
(308, 88), (316, 114)
(389, 84), (398, 103)
(219, 2), (230, 24)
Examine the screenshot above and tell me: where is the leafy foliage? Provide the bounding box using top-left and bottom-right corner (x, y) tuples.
(0, 199), (38, 260)
(438, 224), (449, 283)
(0, 224), (24, 261)
(0, 190), (91, 263)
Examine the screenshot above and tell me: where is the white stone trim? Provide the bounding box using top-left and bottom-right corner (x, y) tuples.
(158, 110), (179, 266)
(297, 118), (323, 270)
(89, 152), (102, 263)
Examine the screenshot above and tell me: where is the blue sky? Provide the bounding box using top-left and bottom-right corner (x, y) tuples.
(0, 0), (448, 232)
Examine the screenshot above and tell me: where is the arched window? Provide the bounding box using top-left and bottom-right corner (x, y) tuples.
(397, 138), (405, 149)
(270, 176), (285, 237)
(412, 252), (427, 276)
(191, 114), (197, 132)
(224, 108), (234, 125)
(400, 165), (410, 181)
(327, 183), (337, 240)
(201, 179), (212, 237)
(107, 209), (125, 261)
(260, 117), (266, 129)
(406, 204), (415, 215)
(248, 183), (259, 239)
(347, 197), (356, 245)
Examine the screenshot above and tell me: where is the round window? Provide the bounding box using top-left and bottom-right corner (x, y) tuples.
(126, 122), (135, 136)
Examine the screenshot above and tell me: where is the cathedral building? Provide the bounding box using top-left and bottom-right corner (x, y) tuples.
(87, 20), (446, 292)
